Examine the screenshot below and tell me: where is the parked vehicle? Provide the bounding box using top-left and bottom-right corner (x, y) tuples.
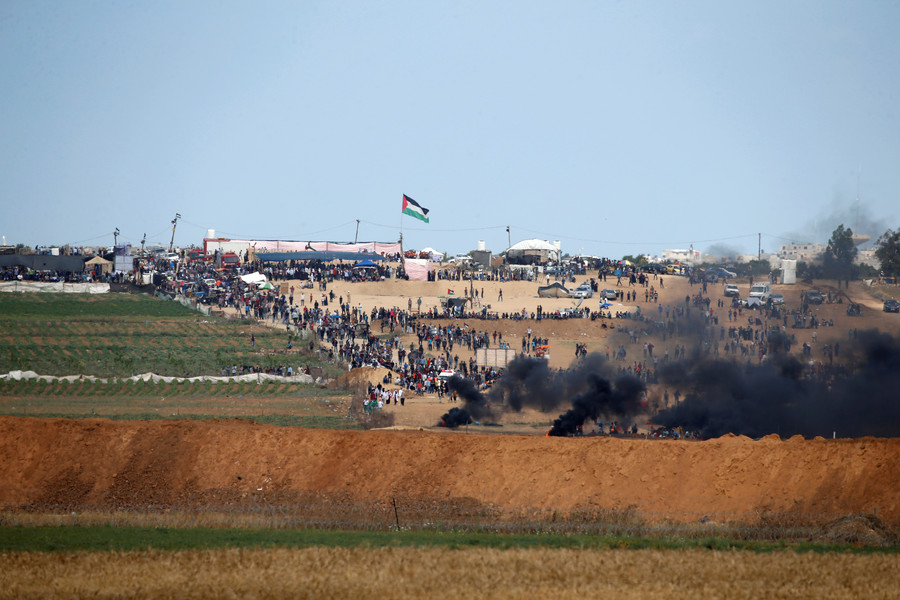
(570, 283), (593, 299)
(769, 292), (785, 305)
(706, 266), (736, 280)
(884, 298), (900, 313)
(724, 284), (740, 297)
(806, 290), (824, 305)
(600, 289), (619, 300)
(748, 282), (771, 303)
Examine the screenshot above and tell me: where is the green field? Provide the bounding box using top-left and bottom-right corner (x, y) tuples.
(0, 293), (362, 425)
(0, 293), (336, 377)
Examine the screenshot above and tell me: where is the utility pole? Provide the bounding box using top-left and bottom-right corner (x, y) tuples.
(113, 228), (119, 246)
(506, 226), (511, 251)
(758, 233), (762, 261)
(168, 213), (181, 253)
(354, 219), (360, 244)
(141, 233), (146, 255)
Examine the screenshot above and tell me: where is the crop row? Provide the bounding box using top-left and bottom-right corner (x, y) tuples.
(0, 378), (322, 398)
(0, 341), (315, 378)
(0, 293), (198, 319)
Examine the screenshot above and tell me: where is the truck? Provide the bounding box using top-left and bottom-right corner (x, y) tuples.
(748, 282), (771, 303)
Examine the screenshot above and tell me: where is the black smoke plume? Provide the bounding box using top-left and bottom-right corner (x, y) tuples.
(547, 371), (646, 436)
(437, 406), (473, 428)
(438, 354), (646, 433)
(437, 375), (492, 428)
(652, 330), (900, 438)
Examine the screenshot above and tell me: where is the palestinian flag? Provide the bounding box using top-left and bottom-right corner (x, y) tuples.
(402, 194), (430, 223)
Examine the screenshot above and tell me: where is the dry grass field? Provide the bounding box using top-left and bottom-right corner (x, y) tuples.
(2, 546), (899, 599)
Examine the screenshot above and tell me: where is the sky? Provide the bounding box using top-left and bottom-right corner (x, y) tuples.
(2, 0), (899, 259)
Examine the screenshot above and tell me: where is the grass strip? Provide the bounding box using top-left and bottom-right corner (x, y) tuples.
(0, 525), (892, 554)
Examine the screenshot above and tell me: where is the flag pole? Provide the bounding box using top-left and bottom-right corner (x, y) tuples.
(399, 195), (404, 254)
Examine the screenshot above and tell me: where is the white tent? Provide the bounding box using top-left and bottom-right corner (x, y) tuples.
(506, 239), (560, 262)
(240, 272), (267, 285)
(420, 247), (444, 261)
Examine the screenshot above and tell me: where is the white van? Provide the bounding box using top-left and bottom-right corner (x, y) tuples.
(748, 282), (771, 303)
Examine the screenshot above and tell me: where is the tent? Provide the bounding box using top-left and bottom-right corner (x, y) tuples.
(420, 247), (444, 261)
(404, 258), (433, 281)
(85, 256), (113, 274)
(537, 282), (570, 298)
(354, 259), (379, 268)
(240, 272), (267, 285)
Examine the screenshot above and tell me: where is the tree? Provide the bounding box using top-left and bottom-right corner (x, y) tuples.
(622, 254), (649, 267)
(823, 224), (858, 282)
(875, 228), (900, 276)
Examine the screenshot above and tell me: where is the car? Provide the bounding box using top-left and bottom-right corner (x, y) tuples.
(569, 283), (592, 298)
(806, 290), (824, 305)
(709, 266), (737, 279)
(724, 284), (740, 297)
(570, 283), (593, 299)
(600, 289), (619, 300)
(884, 298), (900, 313)
(769, 293), (785, 305)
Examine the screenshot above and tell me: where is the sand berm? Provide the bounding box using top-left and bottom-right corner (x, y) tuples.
(1, 416), (897, 523)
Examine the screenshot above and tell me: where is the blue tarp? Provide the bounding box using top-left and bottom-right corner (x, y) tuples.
(354, 259), (379, 268)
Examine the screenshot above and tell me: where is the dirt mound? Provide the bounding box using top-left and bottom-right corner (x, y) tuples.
(811, 513), (897, 546)
(331, 366), (392, 390)
(1, 417), (898, 524)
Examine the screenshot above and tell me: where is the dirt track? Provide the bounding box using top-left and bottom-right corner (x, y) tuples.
(2, 416), (897, 523)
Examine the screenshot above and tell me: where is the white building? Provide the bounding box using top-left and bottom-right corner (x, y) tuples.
(660, 248), (701, 265)
(778, 242), (826, 263)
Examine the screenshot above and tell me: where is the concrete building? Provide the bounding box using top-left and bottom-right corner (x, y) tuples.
(778, 242), (826, 263)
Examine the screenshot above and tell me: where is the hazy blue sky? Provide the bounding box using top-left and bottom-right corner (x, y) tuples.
(3, 1), (898, 258)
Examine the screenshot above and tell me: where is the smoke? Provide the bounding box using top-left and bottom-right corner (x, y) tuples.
(437, 406), (473, 428)
(781, 194), (892, 248)
(438, 354), (646, 434)
(704, 243), (743, 261)
(653, 330), (900, 438)
(438, 375), (492, 427)
(547, 370), (646, 436)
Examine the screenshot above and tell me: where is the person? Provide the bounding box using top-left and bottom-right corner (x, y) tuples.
(498, 288), (503, 301)
(251, 334), (255, 347)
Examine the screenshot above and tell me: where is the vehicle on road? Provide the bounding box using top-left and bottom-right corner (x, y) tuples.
(724, 284), (740, 297)
(884, 298), (900, 313)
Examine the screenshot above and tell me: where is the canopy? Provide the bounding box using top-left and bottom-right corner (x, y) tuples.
(240, 272), (267, 285)
(354, 259), (379, 268)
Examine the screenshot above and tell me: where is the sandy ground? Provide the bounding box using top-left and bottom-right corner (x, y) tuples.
(1, 416), (898, 524)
